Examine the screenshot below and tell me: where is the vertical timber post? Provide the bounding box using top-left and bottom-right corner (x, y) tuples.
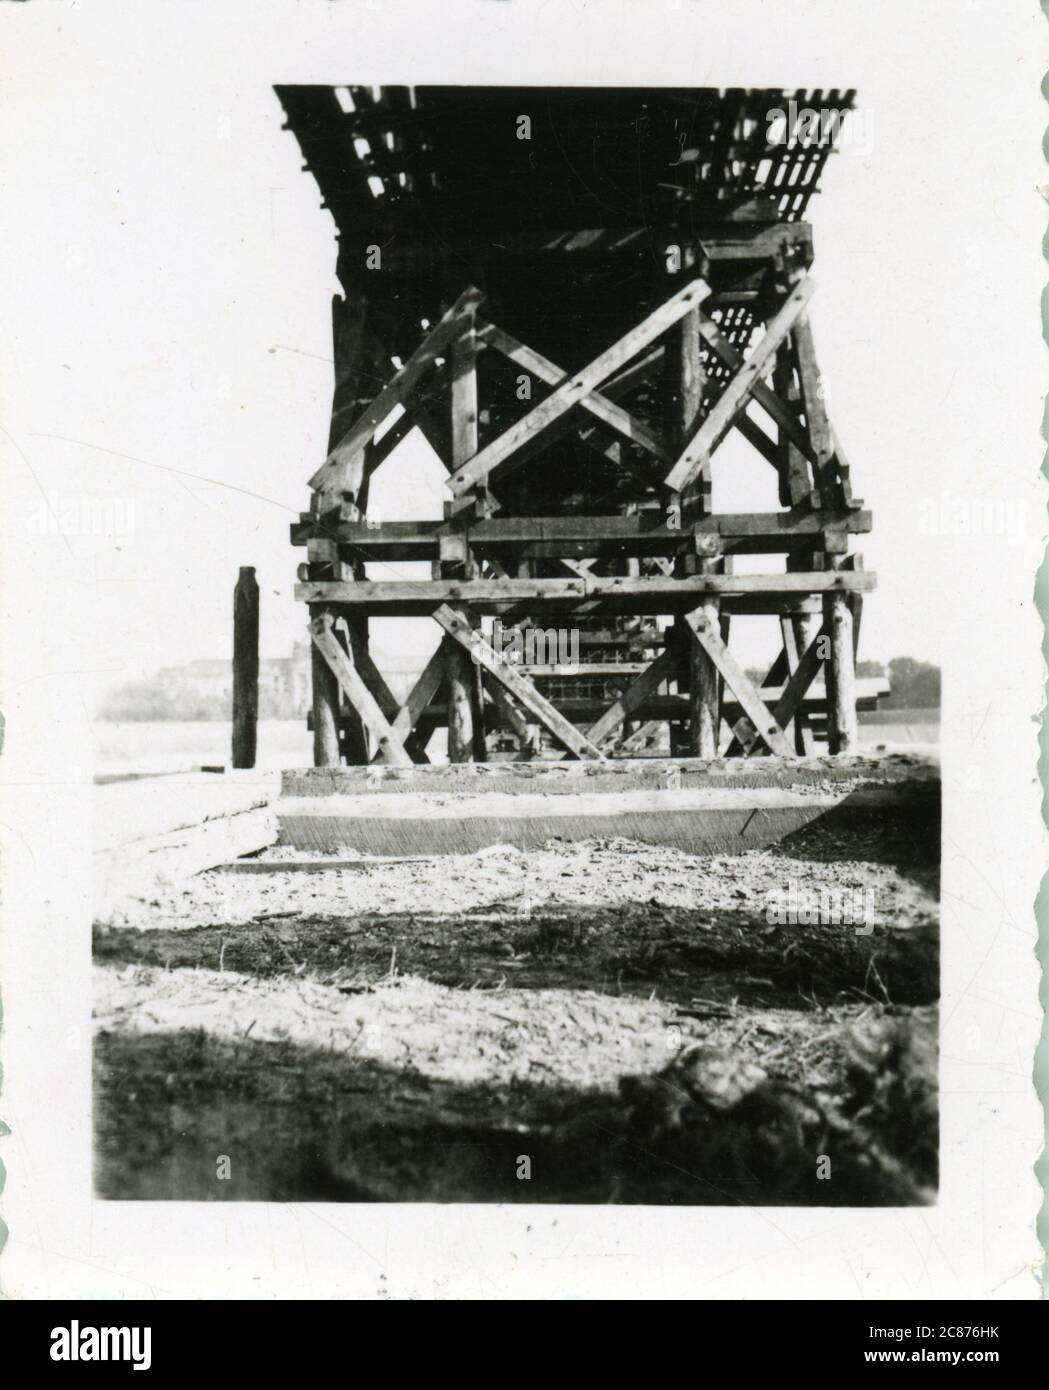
(786, 550), (820, 754)
(674, 252), (719, 758)
(689, 597), (721, 757)
(446, 649), (476, 763)
(824, 590), (858, 753)
(232, 566), (259, 769)
(444, 304), (480, 762)
(310, 291), (372, 767)
(344, 615), (372, 764)
(310, 605), (342, 766)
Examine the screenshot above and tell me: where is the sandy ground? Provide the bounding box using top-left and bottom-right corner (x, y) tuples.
(104, 825), (937, 931)
(94, 806), (939, 1205)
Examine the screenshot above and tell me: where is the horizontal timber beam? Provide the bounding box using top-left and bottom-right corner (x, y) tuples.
(393, 679), (888, 730)
(295, 571), (875, 617)
(292, 509), (872, 559)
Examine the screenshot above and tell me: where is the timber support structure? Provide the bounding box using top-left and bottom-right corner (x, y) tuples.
(279, 85), (876, 764)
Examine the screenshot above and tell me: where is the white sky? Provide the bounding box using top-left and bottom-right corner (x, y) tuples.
(0, 0), (1044, 703)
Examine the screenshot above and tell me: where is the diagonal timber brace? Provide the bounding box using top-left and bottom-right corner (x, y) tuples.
(665, 277), (816, 494)
(447, 278), (710, 499)
(585, 648), (679, 749)
(684, 606), (792, 756)
(311, 286), (485, 498)
(309, 612), (414, 766)
(728, 622), (829, 755)
(478, 320), (672, 466)
(432, 604), (606, 760)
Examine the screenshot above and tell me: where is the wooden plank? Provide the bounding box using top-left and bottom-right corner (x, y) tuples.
(299, 592), (845, 620)
(734, 410), (785, 475)
(311, 287), (484, 495)
(445, 343), (669, 513)
(666, 277), (816, 492)
(448, 278), (709, 496)
(479, 320), (671, 464)
(432, 605), (605, 761)
(293, 509), (872, 555)
(585, 649), (679, 749)
(309, 613), (412, 766)
(232, 567), (259, 769)
(684, 608), (792, 756)
(297, 570), (874, 610)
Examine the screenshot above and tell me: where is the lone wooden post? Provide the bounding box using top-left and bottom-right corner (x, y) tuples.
(232, 567), (259, 768)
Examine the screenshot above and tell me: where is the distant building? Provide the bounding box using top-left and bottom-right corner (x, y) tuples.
(161, 641), (312, 717)
(178, 659), (231, 703)
(260, 640), (311, 715)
